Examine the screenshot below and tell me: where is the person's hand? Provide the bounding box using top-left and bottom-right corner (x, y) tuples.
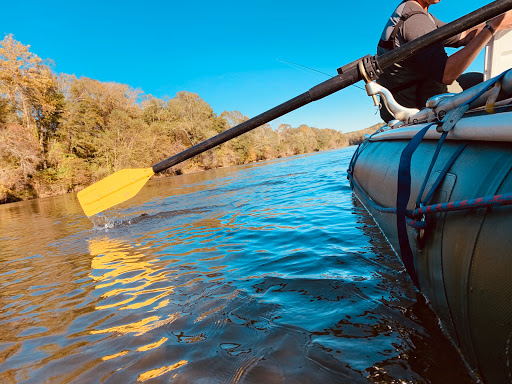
(489, 10), (512, 32)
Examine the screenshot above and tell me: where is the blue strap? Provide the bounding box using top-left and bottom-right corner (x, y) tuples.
(374, 72), (507, 290)
(396, 123), (435, 288)
(415, 131), (448, 207)
(413, 73), (508, 210)
(396, 74), (505, 288)
(422, 143), (467, 205)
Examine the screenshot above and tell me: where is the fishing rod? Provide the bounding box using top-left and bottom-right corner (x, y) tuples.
(276, 59), (366, 90)
(78, 0), (512, 217)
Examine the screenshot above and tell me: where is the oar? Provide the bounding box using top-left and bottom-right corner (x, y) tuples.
(78, 0), (512, 217)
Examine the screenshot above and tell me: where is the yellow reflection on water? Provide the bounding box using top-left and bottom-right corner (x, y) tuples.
(121, 291), (169, 310)
(154, 299), (170, 311)
(91, 315), (158, 335)
(90, 311), (180, 337)
(102, 350), (130, 361)
(88, 238), (178, 336)
(137, 360), (188, 382)
(137, 337), (168, 352)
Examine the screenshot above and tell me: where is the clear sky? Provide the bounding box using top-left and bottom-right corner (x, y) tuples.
(2, 0), (490, 132)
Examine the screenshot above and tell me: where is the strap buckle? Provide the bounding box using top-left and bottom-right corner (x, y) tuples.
(437, 104), (469, 133)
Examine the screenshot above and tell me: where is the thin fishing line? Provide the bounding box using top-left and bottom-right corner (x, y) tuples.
(277, 59), (333, 78)
(277, 60), (319, 77)
(276, 58), (366, 91)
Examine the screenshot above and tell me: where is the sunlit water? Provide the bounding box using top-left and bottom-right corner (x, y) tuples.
(0, 147), (475, 383)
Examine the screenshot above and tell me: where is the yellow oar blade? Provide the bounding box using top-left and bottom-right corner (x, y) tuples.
(77, 168), (155, 216)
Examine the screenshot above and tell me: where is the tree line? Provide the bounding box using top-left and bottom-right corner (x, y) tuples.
(0, 35), (374, 204)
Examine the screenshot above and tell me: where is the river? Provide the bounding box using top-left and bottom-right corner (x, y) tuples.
(0, 147), (476, 383)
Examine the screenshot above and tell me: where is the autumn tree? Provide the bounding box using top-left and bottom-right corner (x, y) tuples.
(0, 34), (63, 165)
(164, 91), (225, 170)
(219, 110), (252, 165)
(0, 35), (354, 204)
(0, 124), (40, 202)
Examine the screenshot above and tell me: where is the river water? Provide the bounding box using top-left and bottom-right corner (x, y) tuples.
(0, 147), (476, 383)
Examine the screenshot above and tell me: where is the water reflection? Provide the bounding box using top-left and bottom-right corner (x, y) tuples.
(137, 360), (188, 382)
(89, 238), (171, 313)
(0, 148), (477, 383)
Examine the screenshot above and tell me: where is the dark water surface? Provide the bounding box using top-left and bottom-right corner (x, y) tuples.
(0, 147), (476, 383)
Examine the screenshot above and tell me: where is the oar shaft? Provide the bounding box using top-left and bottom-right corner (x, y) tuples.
(153, 0), (512, 175)
(154, 92), (311, 173)
(152, 67), (362, 173)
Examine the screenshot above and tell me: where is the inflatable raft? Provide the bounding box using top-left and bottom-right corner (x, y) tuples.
(349, 33), (512, 383)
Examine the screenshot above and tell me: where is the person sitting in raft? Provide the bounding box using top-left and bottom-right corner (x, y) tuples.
(377, 0), (512, 122)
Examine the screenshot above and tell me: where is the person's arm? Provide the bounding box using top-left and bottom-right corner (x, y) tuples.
(442, 11), (512, 84)
(456, 24), (485, 46)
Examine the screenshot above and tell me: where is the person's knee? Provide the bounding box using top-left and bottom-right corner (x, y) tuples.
(447, 81), (463, 93)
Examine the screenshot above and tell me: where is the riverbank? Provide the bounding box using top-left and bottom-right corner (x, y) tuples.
(0, 124), (380, 205)
(0, 34), (383, 205)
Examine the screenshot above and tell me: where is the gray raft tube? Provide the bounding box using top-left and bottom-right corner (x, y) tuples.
(371, 111), (512, 142)
(367, 68), (512, 127)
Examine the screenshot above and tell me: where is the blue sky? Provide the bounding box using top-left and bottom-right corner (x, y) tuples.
(2, 0), (489, 132)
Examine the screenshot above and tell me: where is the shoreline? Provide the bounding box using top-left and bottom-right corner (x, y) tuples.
(1, 145), (359, 206)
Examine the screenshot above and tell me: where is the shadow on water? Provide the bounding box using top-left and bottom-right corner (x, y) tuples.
(0, 148), (477, 383)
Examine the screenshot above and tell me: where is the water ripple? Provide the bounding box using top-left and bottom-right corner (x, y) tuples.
(0, 148), (476, 383)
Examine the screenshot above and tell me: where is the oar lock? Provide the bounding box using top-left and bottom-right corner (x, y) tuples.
(342, 55), (422, 122)
(337, 54), (381, 81)
(337, 55), (382, 109)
